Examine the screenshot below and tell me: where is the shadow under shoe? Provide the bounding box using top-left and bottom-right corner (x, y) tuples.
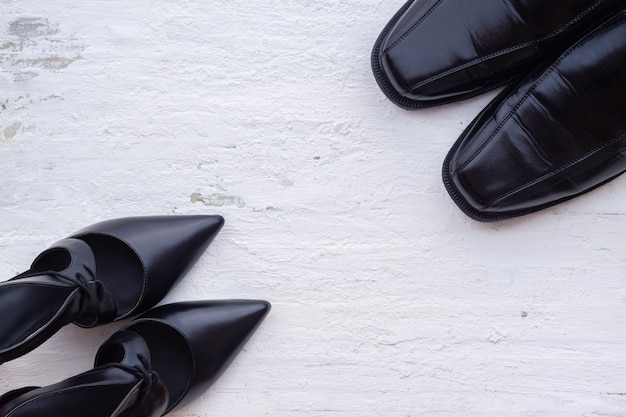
(0, 300), (270, 417)
(0, 215), (224, 364)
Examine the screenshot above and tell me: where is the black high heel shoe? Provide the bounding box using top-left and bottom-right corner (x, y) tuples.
(0, 300), (270, 417)
(0, 215), (224, 364)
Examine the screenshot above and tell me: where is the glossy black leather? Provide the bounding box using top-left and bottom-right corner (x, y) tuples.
(372, 0), (623, 108)
(0, 215), (224, 364)
(442, 10), (626, 221)
(0, 300), (270, 417)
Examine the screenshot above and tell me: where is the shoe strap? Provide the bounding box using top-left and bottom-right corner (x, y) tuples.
(13, 238), (119, 327)
(95, 330), (169, 417)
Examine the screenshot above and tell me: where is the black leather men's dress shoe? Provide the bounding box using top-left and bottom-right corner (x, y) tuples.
(0, 215), (224, 364)
(372, 0), (623, 109)
(0, 300), (270, 416)
(442, 10), (626, 222)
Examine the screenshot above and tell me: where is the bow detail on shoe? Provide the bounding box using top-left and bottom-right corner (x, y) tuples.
(95, 330), (169, 417)
(10, 238), (118, 327)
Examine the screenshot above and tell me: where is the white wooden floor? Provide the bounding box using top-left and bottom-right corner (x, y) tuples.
(2, 1), (626, 416)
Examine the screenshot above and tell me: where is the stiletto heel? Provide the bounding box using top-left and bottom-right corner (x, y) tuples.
(0, 300), (270, 417)
(0, 215), (224, 364)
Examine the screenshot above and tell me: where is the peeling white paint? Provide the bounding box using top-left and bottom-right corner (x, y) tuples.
(1, 1), (626, 416)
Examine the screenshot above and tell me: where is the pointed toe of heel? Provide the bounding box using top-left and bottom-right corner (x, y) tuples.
(98, 300), (271, 413)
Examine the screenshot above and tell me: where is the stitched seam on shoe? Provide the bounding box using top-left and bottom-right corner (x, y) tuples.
(406, 0), (607, 92)
(383, 0), (446, 54)
(450, 15), (617, 179)
(453, 11), (626, 178)
(484, 132), (626, 209)
(511, 112), (556, 168)
(451, 53), (575, 177)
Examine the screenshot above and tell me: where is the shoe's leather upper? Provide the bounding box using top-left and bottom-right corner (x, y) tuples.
(374, 0), (623, 107)
(443, 9), (626, 221)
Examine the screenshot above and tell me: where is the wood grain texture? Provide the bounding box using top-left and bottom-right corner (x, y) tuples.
(1, 1), (626, 416)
